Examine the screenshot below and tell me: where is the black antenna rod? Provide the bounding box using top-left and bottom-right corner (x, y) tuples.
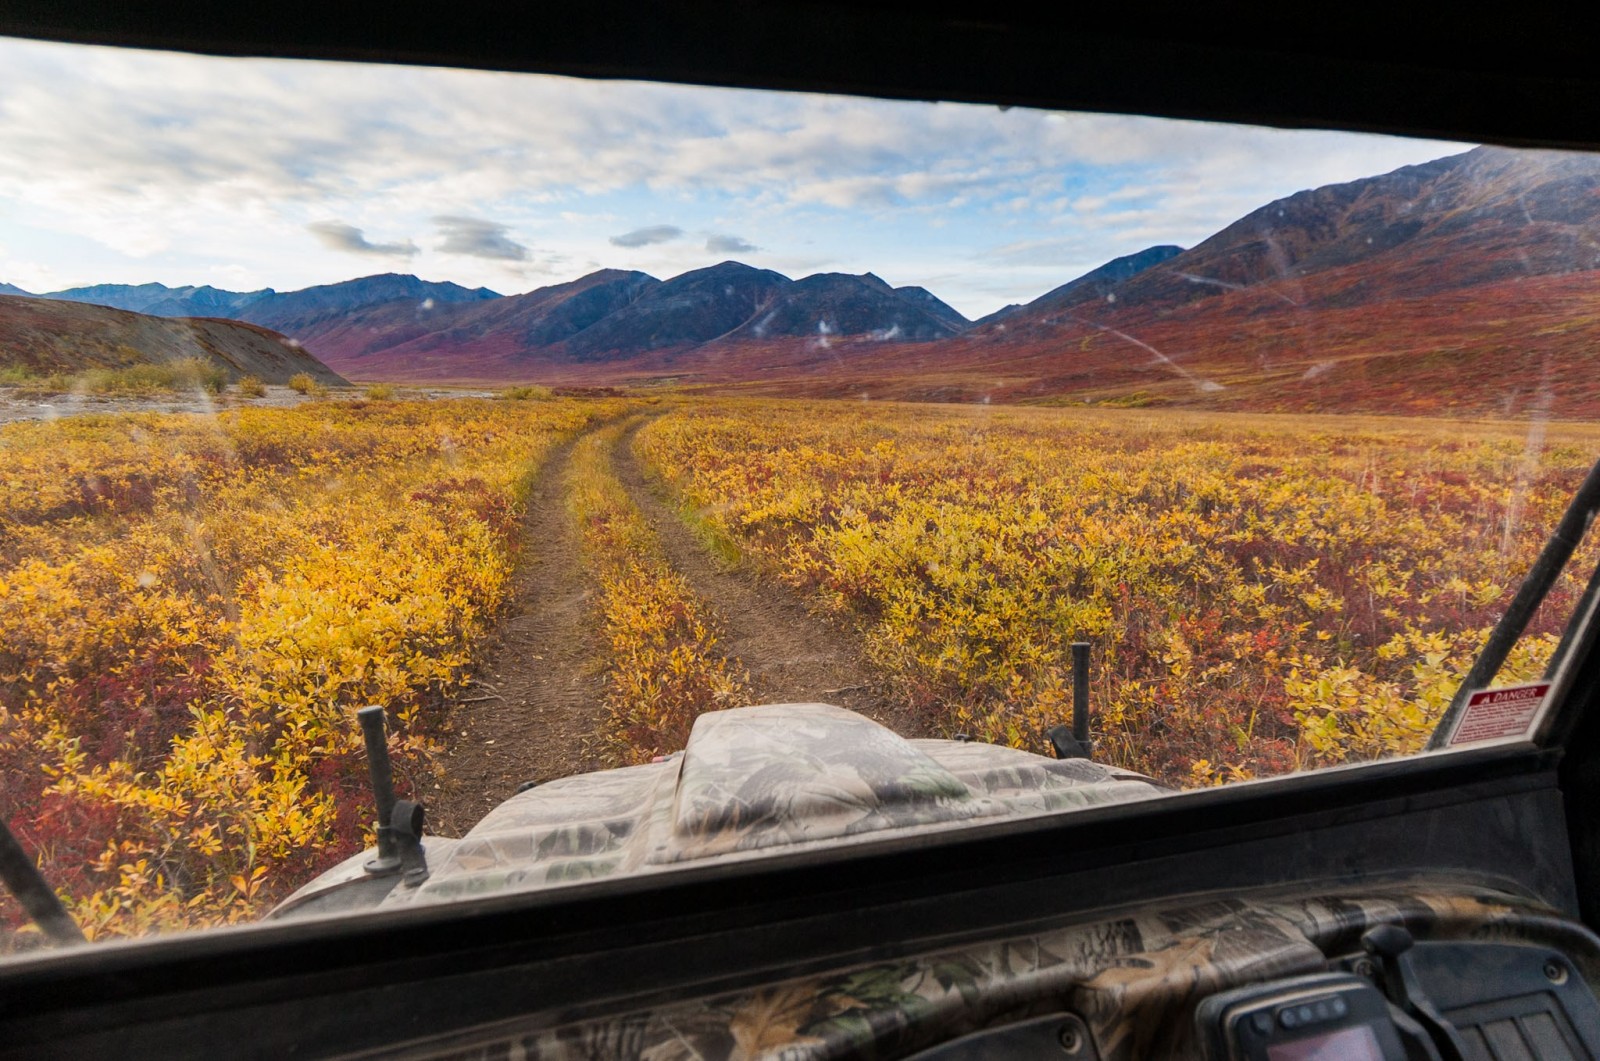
(1428, 456), (1600, 750)
(358, 706), (402, 876)
(0, 816), (85, 946)
(1046, 641), (1095, 760)
(1072, 641), (1092, 752)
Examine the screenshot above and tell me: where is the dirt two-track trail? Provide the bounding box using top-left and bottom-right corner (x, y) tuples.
(612, 419), (927, 739)
(429, 414), (924, 836)
(427, 429), (609, 837)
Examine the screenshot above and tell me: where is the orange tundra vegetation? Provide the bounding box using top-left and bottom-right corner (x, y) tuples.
(3, 393), (1596, 942)
(636, 400), (1600, 785)
(0, 397), (627, 940)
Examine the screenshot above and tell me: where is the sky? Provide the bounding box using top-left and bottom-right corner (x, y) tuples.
(0, 37), (1473, 319)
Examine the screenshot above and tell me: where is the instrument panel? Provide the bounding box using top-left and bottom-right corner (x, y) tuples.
(357, 882), (1600, 1059)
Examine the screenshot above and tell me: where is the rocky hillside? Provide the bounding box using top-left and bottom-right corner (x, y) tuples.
(0, 296), (346, 384)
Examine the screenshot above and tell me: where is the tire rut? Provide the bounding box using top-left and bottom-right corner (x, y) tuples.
(613, 418), (929, 739)
(427, 427), (610, 837)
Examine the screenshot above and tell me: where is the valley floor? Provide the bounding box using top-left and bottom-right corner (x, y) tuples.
(429, 415), (923, 833)
(0, 383), (499, 424)
(2, 393), (1596, 943)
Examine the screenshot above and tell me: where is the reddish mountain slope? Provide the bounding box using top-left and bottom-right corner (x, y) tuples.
(965, 147), (1597, 346)
(707, 146), (1600, 418)
(719, 269), (1600, 418)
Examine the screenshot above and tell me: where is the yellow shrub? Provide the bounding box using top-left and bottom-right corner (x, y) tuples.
(0, 397), (631, 940)
(636, 400), (1598, 785)
(500, 384), (553, 401)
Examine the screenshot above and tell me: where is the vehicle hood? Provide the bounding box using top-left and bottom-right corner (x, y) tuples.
(273, 703), (1164, 918)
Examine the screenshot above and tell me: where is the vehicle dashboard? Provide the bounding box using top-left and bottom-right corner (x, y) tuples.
(366, 882), (1600, 1059)
(1, 742), (1592, 1060)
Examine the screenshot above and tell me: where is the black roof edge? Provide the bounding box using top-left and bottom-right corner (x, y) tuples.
(1, 1), (1600, 150)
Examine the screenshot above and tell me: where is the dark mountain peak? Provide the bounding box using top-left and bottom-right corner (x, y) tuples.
(492, 269), (662, 349)
(570, 267), (657, 286)
(976, 303), (1025, 327)
(1117, 245), (1186, 270)
(670, 260), (792, 287)
(54, 281), (173, 300)
(303, 273), (501, 302)
(557, 262), (789, 359)
(728, 270), (965, 343)
(693, 260), (779, 277)
(1045, 244), (1184, 307)
(0, 282), (32, 297)
(1178, 152), (1471, 276)
(792, 271), (869, 290)
(238, 273), (501, 333)
(40, 281), (275, 318)
(893, 285), (971, 329)
(505, 268), (658, 304)
(981, 244), (1186, 328)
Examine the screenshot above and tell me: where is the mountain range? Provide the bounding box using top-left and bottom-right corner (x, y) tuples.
(7, 145), (1600, 416)
(3, 263), (973, 380)
(12, 275), (500, 327)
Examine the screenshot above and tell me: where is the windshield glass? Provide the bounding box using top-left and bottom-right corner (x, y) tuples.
(2, 35), (1597, 948)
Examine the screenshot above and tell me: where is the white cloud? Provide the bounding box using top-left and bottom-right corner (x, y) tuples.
(610, 224), (683, 247)
(433, 216), (528, 261)
(306, 220), (418, 257)
(706, 233), (759, 254)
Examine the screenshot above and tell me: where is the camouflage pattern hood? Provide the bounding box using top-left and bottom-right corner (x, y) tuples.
(274, 704), (1164, 916)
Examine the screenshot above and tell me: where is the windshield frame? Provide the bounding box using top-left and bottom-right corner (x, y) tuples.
(0, 13), (1598, 1061)
(3, 0), (1600, 987)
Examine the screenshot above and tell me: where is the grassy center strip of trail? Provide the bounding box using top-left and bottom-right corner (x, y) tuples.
(568, 421), (750, 763)
(615, 416), (927, 738)
(428, 425), (614, 836)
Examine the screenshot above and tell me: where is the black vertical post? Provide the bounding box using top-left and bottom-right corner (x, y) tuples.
(358, 706), (401, 875)
(0, 817), (85, 945)
(1072, 641), (1091, 750)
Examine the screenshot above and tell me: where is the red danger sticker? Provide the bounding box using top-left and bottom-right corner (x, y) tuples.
(1448, 682), (1550, 746)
